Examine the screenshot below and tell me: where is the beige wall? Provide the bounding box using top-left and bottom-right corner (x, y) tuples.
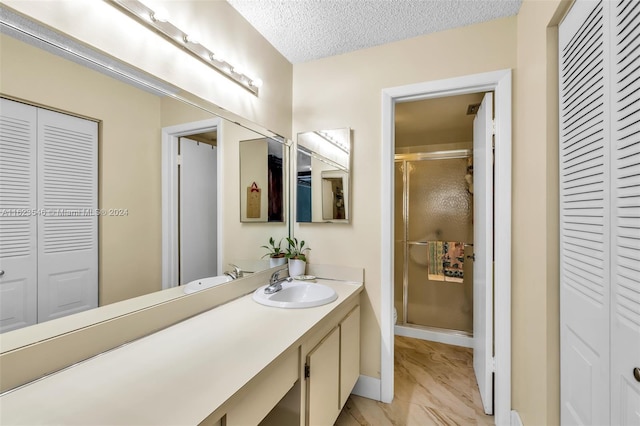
(292, 17), (517, 381)
(513, 1), (571, 424)
(2, 0), (293, 137)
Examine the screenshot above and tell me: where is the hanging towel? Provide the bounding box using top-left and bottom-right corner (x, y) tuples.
(443, 241), (465, 283)
(427, 241), (445, 281)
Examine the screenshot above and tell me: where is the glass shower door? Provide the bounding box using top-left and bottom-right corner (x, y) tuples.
(403, 156), (473, 333)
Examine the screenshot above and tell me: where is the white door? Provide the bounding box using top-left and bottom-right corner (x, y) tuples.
(179, 137), (217, 284)
(0, 98), (38, 332)
(559, 2), (611, 424)
(611, 0), (640, 423)
(37, 108), (98, 323)
(473, 92), (494, 415)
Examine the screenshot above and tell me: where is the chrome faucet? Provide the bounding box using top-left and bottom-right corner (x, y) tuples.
(224, 264), (243, 279)
(264, 268), (291, 294)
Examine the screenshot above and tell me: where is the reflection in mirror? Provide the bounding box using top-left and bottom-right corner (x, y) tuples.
(239, 137), (285, 222)
(0, 8), (288, 340)
(296, 128), (352, 223)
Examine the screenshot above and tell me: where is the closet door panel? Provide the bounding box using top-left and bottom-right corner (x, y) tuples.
(0, 99), (38, 332)
(37, 108), (98, 322)
(611, 0), (640, 423)
(559, 1), (611, 424)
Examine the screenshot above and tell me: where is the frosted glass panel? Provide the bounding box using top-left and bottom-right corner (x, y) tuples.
(407, 159), (471, 243)
(404, 158), (473, 333)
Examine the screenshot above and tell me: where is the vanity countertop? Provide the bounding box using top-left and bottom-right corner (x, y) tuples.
(0, 279), (363, 425)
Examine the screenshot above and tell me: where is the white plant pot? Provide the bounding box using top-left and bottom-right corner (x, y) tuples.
(288, 258), (306, 277)
(269, 257), (286, 268)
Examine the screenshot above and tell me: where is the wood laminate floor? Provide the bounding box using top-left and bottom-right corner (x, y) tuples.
(335, 336), (494, 426)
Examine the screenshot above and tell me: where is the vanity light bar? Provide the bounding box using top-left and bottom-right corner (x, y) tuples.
(314, 131), (350, 154)
(106, 0), (263, 96)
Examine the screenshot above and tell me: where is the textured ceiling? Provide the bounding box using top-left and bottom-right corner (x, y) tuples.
(226, 0), (522, 64)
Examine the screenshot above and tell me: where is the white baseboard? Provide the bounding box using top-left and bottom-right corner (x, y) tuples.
(510, 410), (523, 426)
(351, 375), (381, 401)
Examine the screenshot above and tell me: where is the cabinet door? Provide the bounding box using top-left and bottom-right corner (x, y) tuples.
(340, 305), (360, 408)
(306, 326), (340, 426)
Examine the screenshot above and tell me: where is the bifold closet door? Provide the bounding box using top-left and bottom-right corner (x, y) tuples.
(560, 1), (611, 423)
(0, 98), (97, 331)
(0, 99), (38, 332)
(611, 1), (640, 424)
(37, 108), (98, 323)
(560, 0), (640, 424)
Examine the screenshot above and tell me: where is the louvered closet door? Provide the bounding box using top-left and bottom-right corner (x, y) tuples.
(611, 1), (640, 423)
(37, 108), (98, 323)
(559, 1), (611, 424)
(0, 99), (38, 332)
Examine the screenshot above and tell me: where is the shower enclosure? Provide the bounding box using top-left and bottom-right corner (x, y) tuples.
(394, 151), (474, 340)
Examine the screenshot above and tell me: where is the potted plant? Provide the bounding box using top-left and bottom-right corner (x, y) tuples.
(261, 237), (286, 267)
(285, 237), (311, 277)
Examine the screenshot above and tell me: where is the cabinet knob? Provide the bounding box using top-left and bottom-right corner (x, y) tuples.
(0, 270), (4, 277)
(634, 367), (640, 383)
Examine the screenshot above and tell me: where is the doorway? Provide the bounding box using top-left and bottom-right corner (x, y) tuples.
(380, 70), (512, 425)
(161, 118), (222, 289)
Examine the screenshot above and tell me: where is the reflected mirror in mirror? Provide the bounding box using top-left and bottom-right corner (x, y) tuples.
(239, 137), (285, 223)
(0, 8), (289, 340)
(296, 128), (351, 223)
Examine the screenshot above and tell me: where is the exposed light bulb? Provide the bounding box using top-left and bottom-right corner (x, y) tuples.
(184, 33), (200, 44)
(150, 7), (169, 22)
(251, 78), (263, 88)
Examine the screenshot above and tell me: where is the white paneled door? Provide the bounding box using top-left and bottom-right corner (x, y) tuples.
(473, 92), (494, 415)
(560, 1), (640, 424)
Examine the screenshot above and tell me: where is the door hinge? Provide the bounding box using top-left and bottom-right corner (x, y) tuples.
(490, 357), (496, 372)
(304, 363), (310, 379)
(177, 154), (182, 166)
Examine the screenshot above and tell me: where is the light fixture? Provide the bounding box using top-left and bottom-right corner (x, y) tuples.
(107, 0), (262, 96)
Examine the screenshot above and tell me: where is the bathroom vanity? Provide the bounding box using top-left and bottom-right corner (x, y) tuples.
(0, 271), (363, 425)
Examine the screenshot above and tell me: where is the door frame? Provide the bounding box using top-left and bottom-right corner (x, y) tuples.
(380, 69), (512, 424)
(161, 118), (222, 289)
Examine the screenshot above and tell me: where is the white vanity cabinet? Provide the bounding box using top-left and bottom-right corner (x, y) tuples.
(305, 305), (360, 426)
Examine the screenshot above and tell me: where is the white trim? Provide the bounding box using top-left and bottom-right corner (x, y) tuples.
(161, 118), (222, 290)
(395, 325), (473, 348)
(351, 375), (381, 401)
(381, 69), (512, 424)
(510, 410), (524, 426)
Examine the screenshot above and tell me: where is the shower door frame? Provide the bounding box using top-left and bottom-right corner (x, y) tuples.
(395, 150), (474, 343)
(380, 69), (512, 425)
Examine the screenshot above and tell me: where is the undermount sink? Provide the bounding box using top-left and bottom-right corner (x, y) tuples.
(182, 275), (233, 294)
(252, 280), (338, 309)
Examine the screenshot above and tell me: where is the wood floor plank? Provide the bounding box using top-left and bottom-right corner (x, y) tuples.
(335, 336), (494, 426)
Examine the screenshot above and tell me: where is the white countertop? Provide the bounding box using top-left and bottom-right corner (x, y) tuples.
(0, 279), (363, 425)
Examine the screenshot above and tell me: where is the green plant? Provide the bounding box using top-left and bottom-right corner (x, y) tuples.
(285, 237), (311, 262)
(261, 237), (285, 258)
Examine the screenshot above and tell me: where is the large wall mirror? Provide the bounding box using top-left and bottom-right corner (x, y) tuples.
(239, 137), (285, 222)
(0, 5), (290, 344)
(296, 128), (352, 223)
